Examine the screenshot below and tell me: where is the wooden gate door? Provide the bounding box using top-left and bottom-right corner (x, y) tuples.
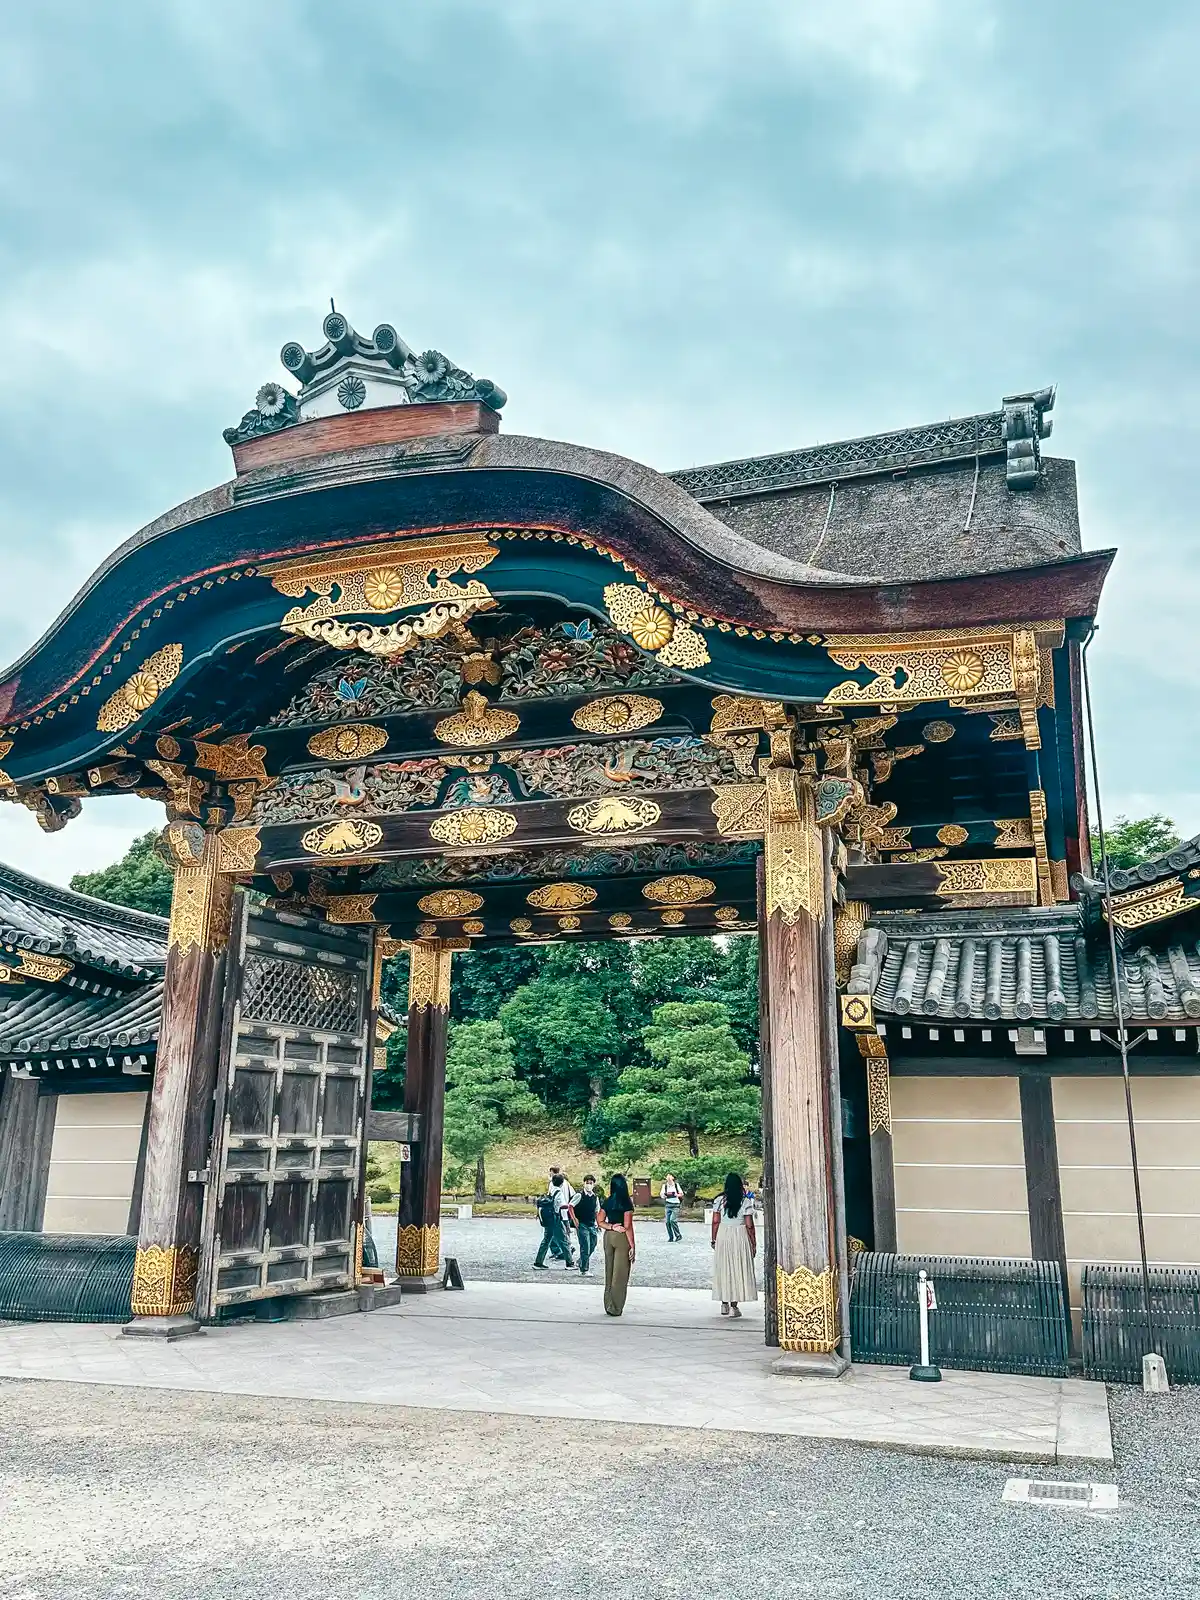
(199, 896), (375, 1316)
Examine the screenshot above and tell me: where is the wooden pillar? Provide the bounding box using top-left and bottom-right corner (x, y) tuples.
(397, 940), (452, 1279)
(860, 1034), (897, 1252)
(0, 1075), (55, 1231)
(759, 770), (846, 1375)
(124, 824), (232, 1338)
(1019, 1072), (1072, 1348)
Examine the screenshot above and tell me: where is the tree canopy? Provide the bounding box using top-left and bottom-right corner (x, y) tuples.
(1101, 813), (1181, 871)
(70, 830), (174, 917)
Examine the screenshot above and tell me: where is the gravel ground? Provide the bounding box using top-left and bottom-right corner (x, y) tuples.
(0, 1378), (1197, 1598)
(372, 1212), (754, 1290)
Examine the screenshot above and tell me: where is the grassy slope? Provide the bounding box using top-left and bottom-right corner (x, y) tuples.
(368, 1115), (759, 1204)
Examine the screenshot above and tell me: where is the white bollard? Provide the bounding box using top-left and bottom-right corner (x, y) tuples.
(909, 1268), (942, 1383)
(457, 1203), (473, 1221)
(1143, 1352), (1170, 1394)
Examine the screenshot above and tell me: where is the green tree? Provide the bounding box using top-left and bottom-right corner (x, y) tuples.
(70, 830), (174, 917)
(1101, 813), (1181, 871)
(443, 1020), (541, 1198)
(500, 943), (640, 1109)
(603, 1000), (760, 1203)
(450, 946), (550, 1021)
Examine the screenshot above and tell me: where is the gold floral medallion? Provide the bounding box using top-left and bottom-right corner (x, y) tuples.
(306, 723), (389, 761)
(571, 694), (664, 735)
(641, 875), (715, 905)
(417, 889), (484, 918)
(939, 650), (986, 693)
(429, 809), (517, 847)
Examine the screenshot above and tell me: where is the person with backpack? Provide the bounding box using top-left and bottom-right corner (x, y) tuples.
(533, 1172), (576, 1269)
(660, 1173), (683, 1242)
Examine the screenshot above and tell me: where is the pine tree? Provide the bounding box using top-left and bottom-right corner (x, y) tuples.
(603, 1000), (760, 1202)
(443, 1021), (541, 1198)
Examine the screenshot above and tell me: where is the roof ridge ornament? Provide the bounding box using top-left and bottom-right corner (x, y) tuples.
(223, 310), (507, 445)
(1001, 386), (1055, 489)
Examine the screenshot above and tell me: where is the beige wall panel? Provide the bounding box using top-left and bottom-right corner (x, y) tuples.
(1063, 1212), (1200, 1268)
(1056, 1119), (1200, 1169)
(41, 1196), (130, 1235)
(891, 1076), (1023, 1121)
(45, 1161), (139, 1200)
(49, 1124), (144, 1165)
(892, 1118), (1026, 1166)
(53, 1094), (149, 1128)
(1062, 1166), (1200, 1218)
(43, 1092), (147, 1237)
(894, 1163), (1028, 1214)
(1130, 1077), (1200, 1120)
(897, 1208), (1032, 1258)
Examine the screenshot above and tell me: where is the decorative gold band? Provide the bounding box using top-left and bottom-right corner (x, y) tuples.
(130, 1243), (200, 1318)
(163, 826), (234, 955)
(407, 942), (453, 1012)
(396, 1223), (441, 1278)
(776, 1263), (840, 1353)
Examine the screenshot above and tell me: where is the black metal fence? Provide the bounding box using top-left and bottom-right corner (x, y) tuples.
(850, 1252), (1070, 1377)
(1081, 1264), (1200, 1384)
(0, 1231), (135, 1323)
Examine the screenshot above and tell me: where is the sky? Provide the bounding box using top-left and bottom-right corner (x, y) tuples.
(0, 0), (1196, 885)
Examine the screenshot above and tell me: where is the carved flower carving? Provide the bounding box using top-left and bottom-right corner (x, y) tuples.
(629, 606), (674, 652)
(362, 568), (406, 611)
(337, 375), (367, 410)
(255, 382), (288, 416)
(939, 650), (985, 693)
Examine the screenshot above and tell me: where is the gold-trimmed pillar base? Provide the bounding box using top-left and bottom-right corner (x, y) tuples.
(396, 1222), (440, 1279)
(776, 1263), (841, 1353)
(122, 1243), (203, 1339)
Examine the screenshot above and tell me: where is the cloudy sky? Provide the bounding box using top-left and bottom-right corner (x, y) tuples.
(0, 1), (1196, 884)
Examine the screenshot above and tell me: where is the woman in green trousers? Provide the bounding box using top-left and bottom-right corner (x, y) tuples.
(600, 1173), (636, 1316)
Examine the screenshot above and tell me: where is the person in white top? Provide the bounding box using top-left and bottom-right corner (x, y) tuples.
(660, 1174), (683, 1242)
(710, 1171), (758, 1318)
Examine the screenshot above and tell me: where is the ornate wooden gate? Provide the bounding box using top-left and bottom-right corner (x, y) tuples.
(198, 896), (375, 1316)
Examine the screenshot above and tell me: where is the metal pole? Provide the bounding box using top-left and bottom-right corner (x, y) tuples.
(910, 1268), (941, 1382)
(1080, 631), (1157, 1354)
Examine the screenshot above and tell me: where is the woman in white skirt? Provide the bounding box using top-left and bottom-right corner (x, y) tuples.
(710, 1171), (757, 1317)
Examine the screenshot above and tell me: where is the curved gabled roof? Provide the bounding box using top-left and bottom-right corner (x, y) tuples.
(0, 862), (166, 979)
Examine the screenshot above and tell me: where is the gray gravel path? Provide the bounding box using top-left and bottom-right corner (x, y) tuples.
(373, 1212), (749, 1289)
(0, 1378), (1196, 1598)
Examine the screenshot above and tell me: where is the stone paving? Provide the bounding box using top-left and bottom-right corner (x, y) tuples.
(0, 1279), (1110, 1465)
(1, 1380), (1189, 1600)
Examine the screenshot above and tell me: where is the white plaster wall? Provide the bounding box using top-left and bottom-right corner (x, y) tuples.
(42, 1092), (147, 1235)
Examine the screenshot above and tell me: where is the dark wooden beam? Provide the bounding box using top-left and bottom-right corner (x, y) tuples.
(1019, 1074), (1071, 1351)
(844, 858), (1037, 908)
(255, 788), (730, 871)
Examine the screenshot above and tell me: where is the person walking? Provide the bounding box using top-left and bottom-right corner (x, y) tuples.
(574, 1175), (600, 1275)
(660, 1174), (683, 1242)
(711, 1171), (757, 1318)
(546, 1167), (576, 1260)
(599, 1173), (636, 1316)
(534, 1173), (576, 1270)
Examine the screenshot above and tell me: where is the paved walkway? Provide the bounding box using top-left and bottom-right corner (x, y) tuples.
(0, 1281), (1111, 1464)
